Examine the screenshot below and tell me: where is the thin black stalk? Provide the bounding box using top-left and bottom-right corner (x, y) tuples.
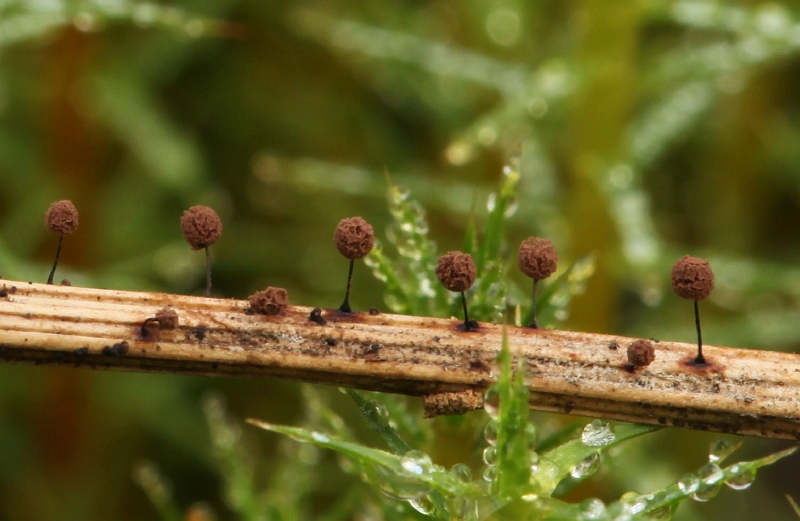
(47, 234), (64, 285)
(529, 279), (539, 328)
(461, 291), (470, 326)
(694, 299), (705, 365)
(339, 259), (355, 313)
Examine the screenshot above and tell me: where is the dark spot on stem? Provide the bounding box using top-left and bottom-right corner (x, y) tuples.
(309, 307), (327, 326)
(326, 338), (337, 346)
(608, 341), (618, 350)
(458, 319), (479, 332)
(368, 307), (380, 315)
(194, 326), (207, 341)
(564, 401), (575, 413)
(73, 347), (88, 358)
(102, 341), (129, 357)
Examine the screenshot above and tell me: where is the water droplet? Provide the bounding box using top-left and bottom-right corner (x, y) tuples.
(521, 493), (539, 502)
(477, 126), (497, 146)
(725, 464), (756, 490)
(570, 452), (601, 479)
(486, 8), (521, 47)
(698, 463), (724, 485)
(311, 432), (330, 443)
(482, 465), (497, 482)
(371, 464), (431, 500)
(526, 423), (539, 450)
(446, 140), (474, 165)
(400, 451), (432, 476)
(504, 201), (518, 218)
(648, 505), (673, 520)
(708, 439), (738, 463)
(486, 192), (497, 212)
(678, 473), (700, 494)
(364, 401), (389, 423)
(450, 463), (472, 483)
(579, 498), (606, 519)
(619, 491), (647, 514)
(482, 446), (497, 465)
(484, 420), (499, 445)
(409, 495), (437, 516)
(581, 420), (616, 447)
(484, 386), (500, 418)
(691, 464), (723, 502)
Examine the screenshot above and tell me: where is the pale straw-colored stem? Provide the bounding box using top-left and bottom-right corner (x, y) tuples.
(0, 280), (798, 439)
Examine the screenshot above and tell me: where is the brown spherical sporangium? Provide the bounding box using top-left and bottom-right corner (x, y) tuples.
(45, 200), (79, 235)
(334, 217), (374, 260)
(248, 287), (289, 315)
(671, 255), (714, 301)
(181, 206), (222, 250)
(627, 339), (656, 367)
(518, 237), (558, 280)
(435, 251), (476, 293)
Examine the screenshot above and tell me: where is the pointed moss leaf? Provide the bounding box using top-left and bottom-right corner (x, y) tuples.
(477, 159), (520, 271)
(787, 494), (800, 517)
(536, 254), (596, 326)
(247, 420), (480, 499)
(537, 423), (660, 495)
(365, 242), (411, 314)
(345, 389), (412, 455)
(625, 447), (798, 517)
(493, 332), (534, 500)
(380, 179), (449, 317)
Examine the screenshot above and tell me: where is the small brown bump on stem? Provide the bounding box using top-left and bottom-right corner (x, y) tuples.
(423, 389), (484, 418)
(627, 339), (656, 368)
(518, 237), (558, 329)
(180, 206), (222, 297)
(248, 287), (289, 315)
(60, 279), (71, 286)
(45, 200), (79, 285)
(155, 307), (179, 330)
(334, 217), (375, 312)
(309, 307), (327, 325)
(671, 255), (715, 365)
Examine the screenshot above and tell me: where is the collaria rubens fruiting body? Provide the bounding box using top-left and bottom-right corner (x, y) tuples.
(517, 236), (558, 328)
(334, 216), (374, 313)
(180, 206), (222, 297)
(248, 287), (289, 315)
(45, 200), (79, 285)
(671, 255), (715, 365)
(435, 251), (477, 331)
(627, 339), (656, 368)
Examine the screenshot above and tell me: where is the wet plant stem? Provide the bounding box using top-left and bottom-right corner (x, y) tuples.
(1, 279), (800, 439)
(46, 234), (64, 285)
(339, 259), (354, 313)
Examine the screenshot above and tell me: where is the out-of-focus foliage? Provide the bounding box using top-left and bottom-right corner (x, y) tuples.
(1, 1), (800, 520)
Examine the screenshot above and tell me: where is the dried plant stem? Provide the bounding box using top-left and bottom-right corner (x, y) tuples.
(1, 280), (799, 440)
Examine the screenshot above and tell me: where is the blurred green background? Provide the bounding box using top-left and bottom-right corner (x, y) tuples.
(2, 1), (800, 519)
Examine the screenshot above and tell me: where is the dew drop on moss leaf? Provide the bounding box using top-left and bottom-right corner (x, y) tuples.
(581, 420), (616, 447)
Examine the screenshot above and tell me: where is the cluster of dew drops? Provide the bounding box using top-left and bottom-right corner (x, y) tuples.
(364, 369), (756, 521)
